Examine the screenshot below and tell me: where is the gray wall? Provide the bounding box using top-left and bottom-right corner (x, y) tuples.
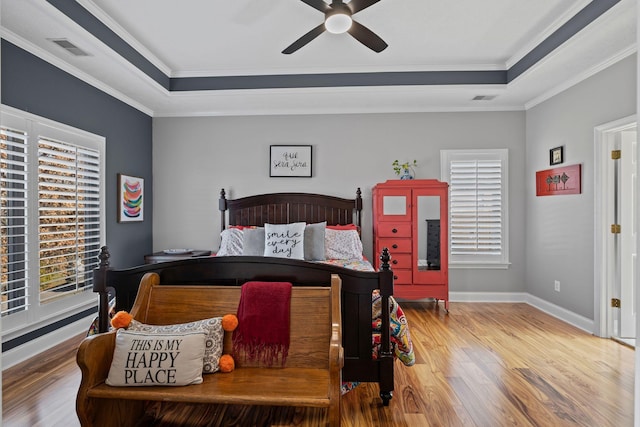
(4, 40), (632, 323)
(525, 54), (637, 319)
(1, 40), (153, 269)
(153, 111), (526, 294)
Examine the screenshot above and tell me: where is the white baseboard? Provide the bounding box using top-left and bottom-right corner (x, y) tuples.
(449, 291), (594, 334)
(524, 294), (594, 334)
(1, 314), (94, 370)
(450, 291), (527, 302)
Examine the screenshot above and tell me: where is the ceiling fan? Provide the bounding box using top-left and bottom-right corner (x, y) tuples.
(282, 0), (387, 54)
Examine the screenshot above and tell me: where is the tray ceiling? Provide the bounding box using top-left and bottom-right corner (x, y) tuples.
(1, 0), (636, 116)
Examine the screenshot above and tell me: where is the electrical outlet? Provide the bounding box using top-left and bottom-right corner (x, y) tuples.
(554, 280), (560, 292)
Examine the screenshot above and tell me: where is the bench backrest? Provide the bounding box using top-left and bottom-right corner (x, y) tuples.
(129, 272), (341, 369)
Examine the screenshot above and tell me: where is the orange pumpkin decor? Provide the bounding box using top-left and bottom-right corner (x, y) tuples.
(219, 314), (238, 372)
(219, 354), (235, 373)
(110, 311), (133, 329)
(221, 314), (238, 332)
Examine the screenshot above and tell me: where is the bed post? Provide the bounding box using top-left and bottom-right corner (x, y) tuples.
(219, 188), (228, 232)
(378, 247), (394, 405)
(93, 246), (111, 333)
(355, 187), (362, 229)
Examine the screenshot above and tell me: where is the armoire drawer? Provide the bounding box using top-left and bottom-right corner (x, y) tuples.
(391, 269), (412, 285)
(376, 222), (411, 237)
(378, 238), (412, 254)
(387, 253), (412, 270)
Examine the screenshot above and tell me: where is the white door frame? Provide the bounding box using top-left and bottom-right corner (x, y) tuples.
(594, 114), (637, 337)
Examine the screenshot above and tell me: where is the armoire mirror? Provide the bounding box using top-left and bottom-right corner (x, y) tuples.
(417, 195), (440, 270)
(382, 195), (406, 216)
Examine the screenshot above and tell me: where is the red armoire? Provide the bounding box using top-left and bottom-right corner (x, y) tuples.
(373, 179), (449, 310)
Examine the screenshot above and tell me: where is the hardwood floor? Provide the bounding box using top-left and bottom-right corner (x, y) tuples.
(2, 301), (635, 426)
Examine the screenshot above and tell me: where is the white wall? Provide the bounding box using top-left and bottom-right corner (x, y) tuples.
(525, 54), (637, 320)
(153, 111), (526, 293)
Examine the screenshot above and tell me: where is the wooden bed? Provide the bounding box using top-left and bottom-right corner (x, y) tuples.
(93, 188), (398, 405)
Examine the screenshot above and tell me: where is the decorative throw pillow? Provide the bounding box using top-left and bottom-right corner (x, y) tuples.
(217, 228), (244, 256)
(264, 222), (305, 260)
(106, 329), (206, 386)
(128, 317), (224, 374)
(304, 221), (326, 261)
(242, 227), (265, 256)
(325, 228), (364, 260)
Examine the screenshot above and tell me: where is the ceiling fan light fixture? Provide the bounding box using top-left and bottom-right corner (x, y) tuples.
(283, 0), (386, 54)
(325, 10), (352, 34)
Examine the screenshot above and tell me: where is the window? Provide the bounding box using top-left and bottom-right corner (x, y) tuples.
(38, 137), (102, 303)
(1, 106), (105, 332)
(440, 149), (509, 268)
(1, 124), (28, 316)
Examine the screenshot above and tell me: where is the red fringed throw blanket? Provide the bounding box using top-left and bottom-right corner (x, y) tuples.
(233, 281), (292, 367)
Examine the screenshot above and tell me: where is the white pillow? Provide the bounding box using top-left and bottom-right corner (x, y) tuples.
(264, 222), (305, 260)
(217, 228), (244, 256)
(325, 228), (364, 260)
(128, 317), (224, 374)
(106, 329), (205, 386)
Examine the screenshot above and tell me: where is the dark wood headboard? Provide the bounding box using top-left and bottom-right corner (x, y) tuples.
(218, 188), (363, 231)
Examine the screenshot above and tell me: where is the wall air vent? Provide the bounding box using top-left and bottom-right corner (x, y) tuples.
(49, 39), (91, 57)
(472, 95), (497, 101)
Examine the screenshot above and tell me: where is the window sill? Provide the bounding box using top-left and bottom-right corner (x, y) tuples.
(449, 262), (511, 270)
(1, 294), (96, 340)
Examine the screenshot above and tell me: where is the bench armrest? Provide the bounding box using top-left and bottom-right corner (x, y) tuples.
(76, 331), (116, 425)
(327, 275), (343, 426)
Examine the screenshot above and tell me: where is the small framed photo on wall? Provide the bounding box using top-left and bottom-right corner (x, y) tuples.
(117, 174), (144, 222)
(550, 146), (564, 166)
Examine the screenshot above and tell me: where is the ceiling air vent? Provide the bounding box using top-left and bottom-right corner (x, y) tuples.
(472, 95), (497, 101)
(49, 39), (91, 57)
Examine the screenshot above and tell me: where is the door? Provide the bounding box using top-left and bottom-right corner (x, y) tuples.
(620, 130), (637, 339)
(594, 115), (636, 341)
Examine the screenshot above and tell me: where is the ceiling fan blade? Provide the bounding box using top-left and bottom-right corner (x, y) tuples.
(300, 0), (331, 13)
(282, 23), (326, 54)
(348, 20), (388, 52)
(347, 0), (381, 14)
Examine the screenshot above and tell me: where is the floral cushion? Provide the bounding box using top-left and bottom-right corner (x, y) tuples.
(217, 228), (244, 256)
(324, 228), (363, 260)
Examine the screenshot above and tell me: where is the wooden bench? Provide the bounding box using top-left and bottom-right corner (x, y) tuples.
(76, 272), (343, 426)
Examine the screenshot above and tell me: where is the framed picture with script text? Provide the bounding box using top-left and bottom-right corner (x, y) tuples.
(269, 145), (312, 177)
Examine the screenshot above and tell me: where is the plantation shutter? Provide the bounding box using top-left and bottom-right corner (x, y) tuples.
(449, 159), (503, 256)
(1, 125), (30, 316)
(38, 137), (101, 303)
(442, 149), (508, 266)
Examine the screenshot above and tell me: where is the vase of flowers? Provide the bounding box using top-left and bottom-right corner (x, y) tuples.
(392, 160), (417, 180)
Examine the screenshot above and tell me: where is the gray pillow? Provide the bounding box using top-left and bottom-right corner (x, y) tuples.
(304, 222), (326, 261)
(242, 227), (265, 256)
